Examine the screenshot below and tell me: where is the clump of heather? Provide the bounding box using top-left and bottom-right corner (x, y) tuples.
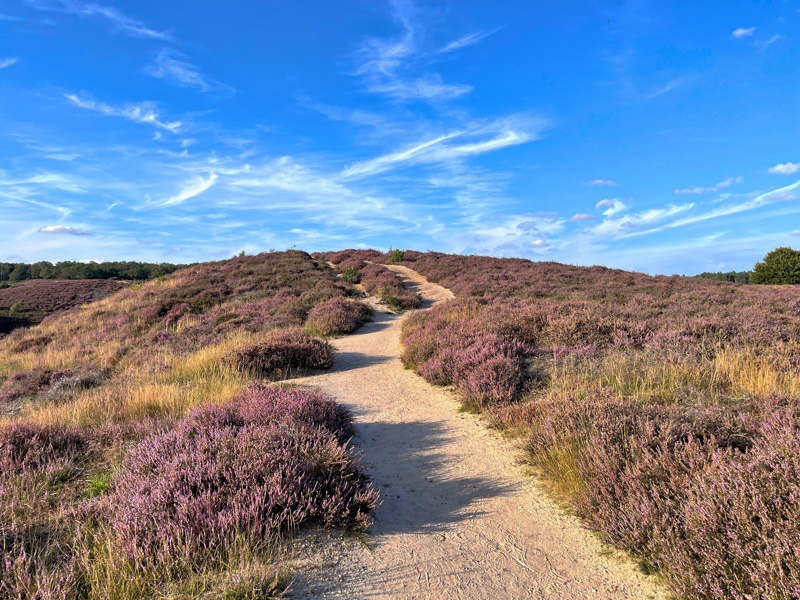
(402, 304), (532, 407)
(1, 368), (54, 405)
(522, 394), (800, 599)
(188, 385), (355, 444)
(107, 387), (377, 570)
(305, 298), (373, 336)
(226, 327), (333, 379)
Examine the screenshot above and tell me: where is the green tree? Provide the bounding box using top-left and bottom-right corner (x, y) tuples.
(751, 247), (800, 285)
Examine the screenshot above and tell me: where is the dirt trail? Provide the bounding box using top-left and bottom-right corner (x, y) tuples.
(288, 265), (663, 599)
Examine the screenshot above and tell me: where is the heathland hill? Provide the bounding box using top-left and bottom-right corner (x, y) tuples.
(1, 250), (798, 599)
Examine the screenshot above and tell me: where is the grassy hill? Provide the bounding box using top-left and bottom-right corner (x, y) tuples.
(0, 251), (378, 598)
(3, 248), (800, 599)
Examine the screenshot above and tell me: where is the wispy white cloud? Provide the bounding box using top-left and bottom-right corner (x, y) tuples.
(731, 27), (755, 39)
(596, 198), (627, 216)
(644, 78), (684, 100)
(570, 213), (595, 222)
(793, 230), (800, 236)
(341, 114), (548, 179)
(675, 176), (743, 194)
(355, 0), (472, 102)
(756, 34), (781, 49)
(439, 28), (501, 53)
(716, 176), (743, 188)
(64, 93), (183, 132)
(0, 57), (18, 69)
(675, 186), (716, 195)
(26, 0), (171, 39)
(769, 162), (800, 175)
(162, 172), (218, 206)
(145, 49), (232, 93)
(585, 179), (617, 187)
(38, 224), (93, 235)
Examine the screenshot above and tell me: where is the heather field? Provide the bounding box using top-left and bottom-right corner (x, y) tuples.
(0, 251), (378, 599)
(0, 280), (128, 336)
(326, 249), (800, 599)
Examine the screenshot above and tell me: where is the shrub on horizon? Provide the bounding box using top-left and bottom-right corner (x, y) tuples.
(751, 246), (800, 285)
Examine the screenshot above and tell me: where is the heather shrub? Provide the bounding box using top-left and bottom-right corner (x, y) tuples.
(1, 368), (55, 404)
(225, 327), (333, 379)
(522, 394), (800, 598)
(305, 298), (373, 336)
(0, 421), (88, 476)
(187, 385), (355, 444)
(107, 388), (377, 570)
(402, 301), (532, 407)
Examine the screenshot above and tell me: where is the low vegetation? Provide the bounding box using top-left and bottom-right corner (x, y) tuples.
(0, 251), (378, 598)
(318, 250), (421, 310)
(0, 279), (128, 336)
(334, 248), (800, 599)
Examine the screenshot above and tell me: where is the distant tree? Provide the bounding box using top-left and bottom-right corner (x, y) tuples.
(696, 270), (752, 284)
(751, 247), (800, 285)
(8, 264), (30, 282)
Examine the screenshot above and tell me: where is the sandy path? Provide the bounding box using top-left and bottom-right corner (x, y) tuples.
(287, 265), (664, 599)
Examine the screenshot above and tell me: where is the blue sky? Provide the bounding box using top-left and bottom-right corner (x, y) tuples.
(1, 0), (799, 274)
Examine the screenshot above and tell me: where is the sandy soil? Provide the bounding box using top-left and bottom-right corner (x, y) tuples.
(286, 265), (665, 599)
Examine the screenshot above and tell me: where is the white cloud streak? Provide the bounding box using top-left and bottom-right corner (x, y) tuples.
(145, 49), (231, 93)
(341, 115), (548, 179)
(585, 179), (617, 187)
(439, 28), (501, 53)
(162, 172), (218, 206)
(355, 0), (472, 102)
(0, 57), (18, 69)
(38, 224), (93, 235)
(64, 93), (183, 132)
(27, 0), (171, 39)
(675, 176), (743, 194)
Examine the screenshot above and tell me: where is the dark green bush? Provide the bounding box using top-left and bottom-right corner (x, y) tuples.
(752, 247), (800, 285)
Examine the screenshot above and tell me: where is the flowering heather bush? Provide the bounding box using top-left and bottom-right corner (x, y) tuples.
(225, 327), (334, 379)
(355, 250), (800, 598)
(107, 387), (377, 569)
(522, 395), (800, 599)
(402, 305), (533, 407)
(0, 368), (55, 405)
(305, 298), (373, 336)
(0, 421), (88, 476)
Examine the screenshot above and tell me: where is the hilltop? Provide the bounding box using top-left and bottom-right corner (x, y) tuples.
(1, 249), (798, 599)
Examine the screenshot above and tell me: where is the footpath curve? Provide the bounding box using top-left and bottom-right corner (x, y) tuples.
(288, 264), (663, 599)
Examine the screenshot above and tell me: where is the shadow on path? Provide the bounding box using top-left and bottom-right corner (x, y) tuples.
(354, 419), (519, 537)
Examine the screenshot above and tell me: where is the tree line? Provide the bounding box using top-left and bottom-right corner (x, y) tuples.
(0, 261), (190, 284)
